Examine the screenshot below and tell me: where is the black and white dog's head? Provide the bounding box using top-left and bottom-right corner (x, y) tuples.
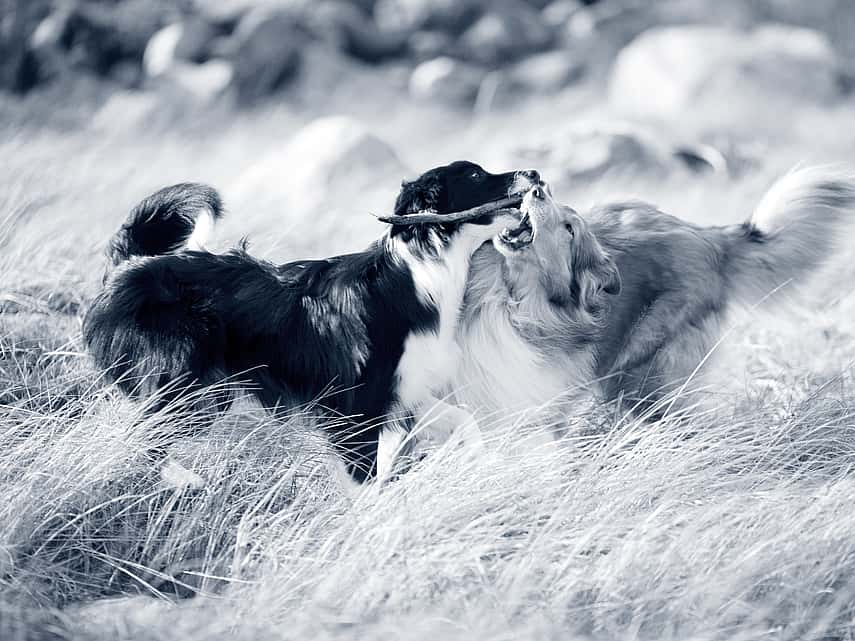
(392, 161), (541, 232)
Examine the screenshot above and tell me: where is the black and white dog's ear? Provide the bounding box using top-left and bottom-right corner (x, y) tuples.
(393, 177), (444, 216)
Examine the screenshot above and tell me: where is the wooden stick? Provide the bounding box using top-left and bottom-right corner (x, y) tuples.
(374, 195), (523, 225)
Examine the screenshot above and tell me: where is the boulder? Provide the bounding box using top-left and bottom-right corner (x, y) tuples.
(409, 30), (457, 61)
(511, 121), (735, 183)
(609, 24), (845, 120)
(230, 115), (406, 207)
(62, 1), (165, 74)
(228, 116), (408, 256)
(143, 23), (183, 78)
(459, 0), (554, 66)
(225, 8), (304, 104)
(541, 0), (583, 29)
(374, 0), (482, 36)
(191, 0), (255, 28)
(173, 16), (220, 64)
(143, 18), (220, 78)
(508, 50), (584, 93)
(164, 59), (234, 104)
(553, 124), (669, 181)
(301, 0), (407, 63)
(409, 57), (486, 106)
(474, 50), (584, 110)
(1, 0), (50, 91)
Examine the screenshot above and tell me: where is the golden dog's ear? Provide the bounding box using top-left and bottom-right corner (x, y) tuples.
(599, 257), (621, 295)
(572, 229), (621, 313)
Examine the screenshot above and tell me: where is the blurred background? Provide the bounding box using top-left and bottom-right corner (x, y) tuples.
(2, 0), (855, 271)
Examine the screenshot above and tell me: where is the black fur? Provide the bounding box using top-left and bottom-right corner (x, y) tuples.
(84, 244), (436, 481)
(105, 183), (223, 278)
(84, 163), (537, 482)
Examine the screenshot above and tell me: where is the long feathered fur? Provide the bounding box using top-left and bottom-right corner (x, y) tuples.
(457, 166), (855, 417)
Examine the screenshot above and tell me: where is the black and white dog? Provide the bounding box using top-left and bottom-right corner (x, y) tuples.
(83, 162), (540, 483)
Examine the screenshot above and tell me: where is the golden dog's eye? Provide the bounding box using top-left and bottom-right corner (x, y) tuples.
(565, 223), (574, 237)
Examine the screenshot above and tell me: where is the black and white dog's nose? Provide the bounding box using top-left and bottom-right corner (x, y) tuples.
(522, 169), (540, 182)
(532, 185), (544, 199)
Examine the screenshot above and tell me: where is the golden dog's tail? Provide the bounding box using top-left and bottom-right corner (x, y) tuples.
(726, 166), (855, 307)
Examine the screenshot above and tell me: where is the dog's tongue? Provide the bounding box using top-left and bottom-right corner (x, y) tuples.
(501, 226), (532, 243)
(499, 212), (533, 246)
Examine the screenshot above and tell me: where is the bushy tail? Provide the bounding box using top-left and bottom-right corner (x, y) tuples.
(105, 183), (223, 277)
(725, 166), (855, 307)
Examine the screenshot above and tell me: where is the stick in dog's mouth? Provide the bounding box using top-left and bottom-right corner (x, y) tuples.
(374, 195), (524, 225)
(496, 185), (545, 251)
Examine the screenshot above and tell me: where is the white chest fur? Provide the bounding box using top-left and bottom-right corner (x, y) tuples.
(454, 260), (594, 422)
(392, 234), (474, 409)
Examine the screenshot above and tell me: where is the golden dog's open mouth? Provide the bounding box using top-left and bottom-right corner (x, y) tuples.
(497, 184), (547, 251)
(497, 210), (534, 250)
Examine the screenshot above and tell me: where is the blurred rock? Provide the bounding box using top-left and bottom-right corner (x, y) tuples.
(65, 1), (164, 75)
(164, 59), (234, 104)
(509, 50), (584, 92)
(1, 1), (49, 92)
(297, 115), (405, 186)
(26, 6), (72, 87)
(173, 16), (219, 63)
(143, 18), (219, 78)
(610, 24), (845, 120)
(302, 0), (407, 63)
(555, 124), (669, 180)
(459, 0), (554, 66)
(192, 0), (255, 28)
(143, 23), (182, 78)
(229, 116), (407, 231)
(559, 3), (656, 67)
(409, 30), (456, 61)
(374, 0), (481, 36)
(409, 57), (486, 106)
(541, 0), (583, 29)
(513, 121), (735, 182)
(226, 8), (304, 104)
(475, 50), (583, 111)
(761, 0), (855, 60)
(649, 0), (760, 29)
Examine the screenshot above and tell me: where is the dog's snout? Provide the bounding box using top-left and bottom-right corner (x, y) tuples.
(532, 185), (544, 199)
(522, 169), (540, 182)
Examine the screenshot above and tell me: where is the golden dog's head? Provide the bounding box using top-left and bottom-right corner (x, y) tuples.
(494, 185), (621, 312)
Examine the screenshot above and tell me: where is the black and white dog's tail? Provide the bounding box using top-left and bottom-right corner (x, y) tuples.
(105, 183), (223, 278)
(726, 167), (855, 307)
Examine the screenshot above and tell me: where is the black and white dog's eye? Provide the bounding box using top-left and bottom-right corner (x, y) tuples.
(565, 224), (574, 237)
(470, 170), (482, 179)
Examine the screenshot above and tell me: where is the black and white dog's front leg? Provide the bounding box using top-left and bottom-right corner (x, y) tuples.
(373, 397), (484, 484)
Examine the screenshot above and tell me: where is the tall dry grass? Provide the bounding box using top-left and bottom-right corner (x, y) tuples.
(2, 95), (855, 640)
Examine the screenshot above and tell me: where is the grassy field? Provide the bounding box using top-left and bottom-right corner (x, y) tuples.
(3, 83), (855, 640)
